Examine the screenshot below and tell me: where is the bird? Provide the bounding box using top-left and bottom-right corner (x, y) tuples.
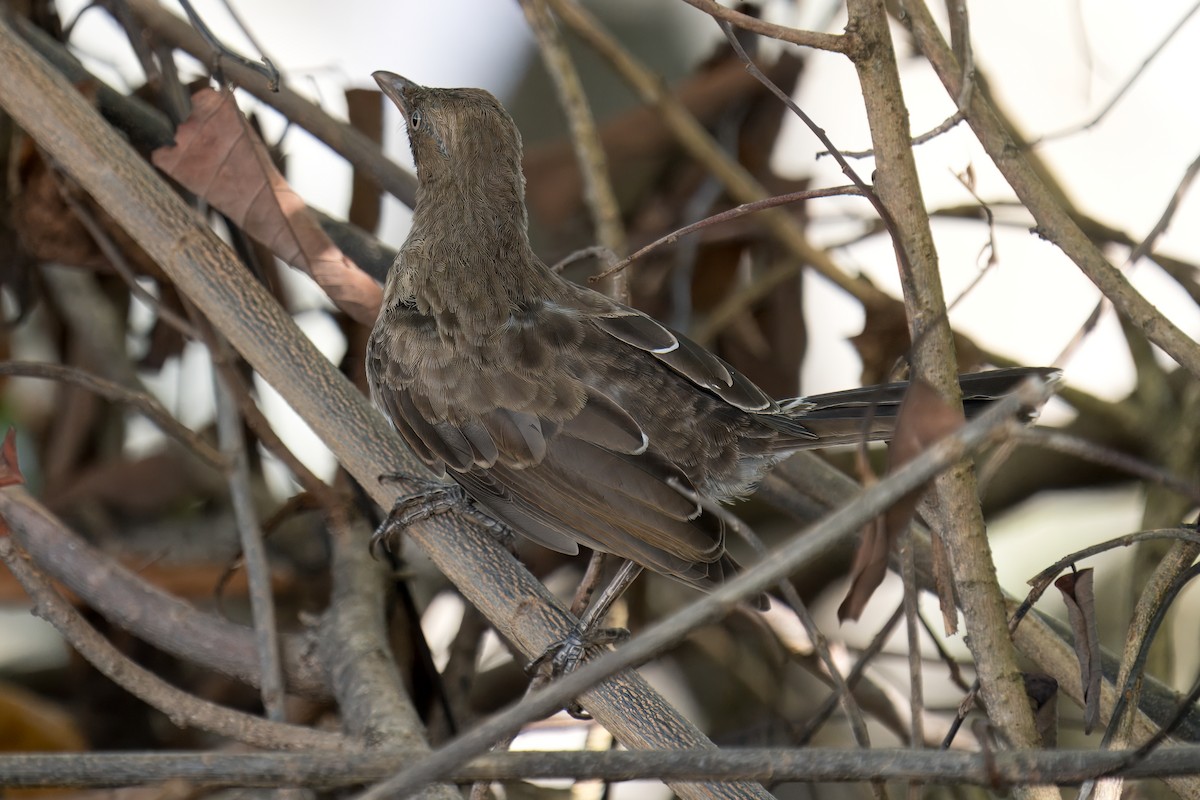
(366, 71), (1053, 668)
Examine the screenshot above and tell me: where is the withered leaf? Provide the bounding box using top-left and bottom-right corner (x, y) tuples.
(838, 378), (965, 622)
(838, 515), (890, 622)
(851, 298), (988, 386)
(345, 88), (384, 234)
(13, 107), (162, 281)
(152, 88), (382, 325)
(0, 428), (22, 488)
(1055, 568), (1102, 734)
(1024, 672), (1060, 748)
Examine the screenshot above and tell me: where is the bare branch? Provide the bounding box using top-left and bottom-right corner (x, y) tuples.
(0, 361), (223, 471)
(3, 746), (1200, 788)
(677, 0), (849, 53)
(0, 537), (346, 751)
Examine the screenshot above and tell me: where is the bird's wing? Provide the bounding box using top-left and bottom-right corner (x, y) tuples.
(455, 436), (728, 580)
(566, 290), (820, 441)
(367, 299), (729, 569)
(589, 302), (778, 412)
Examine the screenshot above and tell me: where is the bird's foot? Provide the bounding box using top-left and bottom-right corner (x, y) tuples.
(372, 474), (514, 558)
(525, 624), (630, 719)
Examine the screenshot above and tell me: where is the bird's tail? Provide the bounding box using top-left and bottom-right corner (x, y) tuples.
(771, 366), (1059, 447)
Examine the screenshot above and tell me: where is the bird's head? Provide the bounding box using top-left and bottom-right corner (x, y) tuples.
(373, 71), (525, 193)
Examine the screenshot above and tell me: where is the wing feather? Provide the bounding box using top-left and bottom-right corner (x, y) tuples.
(560, 390), (648, 454)
(366, 288), (759, 595)
(589, 303), (775, 412)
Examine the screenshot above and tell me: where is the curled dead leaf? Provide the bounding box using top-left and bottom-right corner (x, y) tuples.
(1056, 567), (1102, 734)
(0, 429), (23, 488)
(152, 88), (382, 325)
(839, 379), (965, 622)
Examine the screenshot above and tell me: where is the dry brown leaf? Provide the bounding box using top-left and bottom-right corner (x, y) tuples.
(152, 88), (382, 325)
(838, 515), (890, 623)
(839, 378), (965, 622)
(850, 298), (989, 386)
(1024, 672), (1060, 748)
(12, 91), (163, 281)
(346, 88), (384, 234)
(1056, 568), (1102, 733)
(0, 428), (23, 488)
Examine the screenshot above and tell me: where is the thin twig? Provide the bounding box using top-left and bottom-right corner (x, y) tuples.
(592, 184), (861, 282)
(1033, 0), (1200, 144)
(549, 244), (618, 275)
(822, 110), (966, 160)
(901, 530), (926, 756)
(0, 361), (223, 470)
(716, 20), (909, 279)
(1052, 149), (1200, 370)
(917, 609), (971, 692)
(176, 0), (278, 90)
(1013, 527), (1200, 638)
(1012, 427), (1200, 505)
(213, 348), (287, 722)
(678, 0), (848, 52)
(795, 604), (905, 744)
(945, 166), (999, 313)
(1129, 149), (1200, 265)
(210, 352), (342, 509)
(212, 0), (279, 80)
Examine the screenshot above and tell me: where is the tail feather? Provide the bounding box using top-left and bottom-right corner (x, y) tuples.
(776, 367), (1059, 447)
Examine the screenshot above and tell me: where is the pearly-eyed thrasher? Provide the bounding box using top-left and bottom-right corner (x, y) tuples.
(365, 71), (1052, 674)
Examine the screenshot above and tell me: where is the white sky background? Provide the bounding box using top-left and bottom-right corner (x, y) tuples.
(32, 0), (1200, 776)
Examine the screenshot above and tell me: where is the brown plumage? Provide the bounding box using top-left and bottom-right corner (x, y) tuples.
(366, 72), (1048, 596)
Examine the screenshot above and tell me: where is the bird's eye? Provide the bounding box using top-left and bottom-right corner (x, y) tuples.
(410, 110), (422, 129)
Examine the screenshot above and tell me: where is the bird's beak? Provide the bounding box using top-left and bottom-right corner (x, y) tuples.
(373, 71), (420, 116)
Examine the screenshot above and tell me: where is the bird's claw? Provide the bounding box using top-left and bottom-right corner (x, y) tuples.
(371, 475), (515, 558)
(525, 625), (630, 720)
